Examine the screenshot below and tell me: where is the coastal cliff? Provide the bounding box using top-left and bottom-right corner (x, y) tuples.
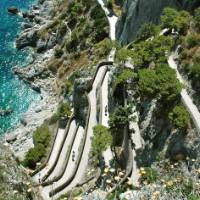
(117, 0), (200, 44)
(1, 0), (200, 199)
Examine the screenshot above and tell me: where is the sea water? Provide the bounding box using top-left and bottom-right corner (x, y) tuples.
(0, 0), (40, 135)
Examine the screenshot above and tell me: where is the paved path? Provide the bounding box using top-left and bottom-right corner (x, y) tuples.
(101, 71), (113, 166)
(41, 126), (84, 199)
(97, 0), (118, 167)
(52, 66), (108, 199)
(101, 72), (109, 126)
(44, 120), (77, 182)
(129, 107), (144, 186)
(33, 128), (66, 183)
(108, 48), (116, 62)
(168, 53), (200, 134)
(97, 0), (118, 41)
(34, 2), (118, 199)
(126, 61), (144, 186)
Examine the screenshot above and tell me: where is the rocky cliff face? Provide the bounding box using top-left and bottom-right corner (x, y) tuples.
(117, 0), (199, 44)
(0, 142), (42, 200)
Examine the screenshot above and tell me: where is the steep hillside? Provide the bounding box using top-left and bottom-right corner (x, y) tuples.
(3, 1), (200, 200)
(0, 142), (42, 200)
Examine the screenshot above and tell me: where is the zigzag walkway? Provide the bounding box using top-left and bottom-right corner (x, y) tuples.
(50, 65), (108, 199)
(32, 62), (112, 200)
(32, 119), (77, 183)
(42, 119), (78, 184)
(41, 125), (84, 199)
(33, 124), (68, 183)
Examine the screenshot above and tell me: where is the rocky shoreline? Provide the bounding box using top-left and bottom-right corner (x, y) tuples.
(4, 0), (61, 160)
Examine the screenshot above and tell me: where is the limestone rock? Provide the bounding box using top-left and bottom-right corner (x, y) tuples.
(7, 7), (19, 15)
(16, 29), (38, 49)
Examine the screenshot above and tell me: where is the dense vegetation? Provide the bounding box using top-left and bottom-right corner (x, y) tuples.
(179, 19), (200, 87)
(92, 125), (112, 157)
(23, 125), (51, 169)
(49, 102), (72, 124)
(37, 0), (109, 79)
(138, 64), (182, 102)
(161, 8), (190, 34)
(168, 104), (190, 129)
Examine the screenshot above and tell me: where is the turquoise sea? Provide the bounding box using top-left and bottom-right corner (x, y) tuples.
(0, 0), (39, 135)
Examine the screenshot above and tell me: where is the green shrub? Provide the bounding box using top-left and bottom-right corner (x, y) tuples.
(138, 69), (158, 97)
(109, 106), (132, 130)
(92, 125), (112, 156)
(120, 35), (173, 67)
(113, 69), (135, 91)
(188, 194), (200, 200)
(194, 7), (200, 28)
(106, 0), (113, 9)
(33, 125), (50, 147)
(116, 48), (133, 62)
(136, 23), (159, 42)
(168, 105), (190, 129)
(161, 8), (190, 34)
(95, 38), (113, 58)
(155, 64), (182, 102)
(57, 102), (72, 118)
(49, 113), (60, 125)
(186, 34), (200, 49)
(138, 64), (182, 102)
(23, 144), (46, 169)
(64, 80), (73, 96)
(49, 102), (72, 124)
(190, 62), (200, 82)
(23, 124), (51, 169)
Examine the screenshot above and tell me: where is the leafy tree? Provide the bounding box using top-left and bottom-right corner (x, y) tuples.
(95, 38), (113, 58)
(23, 124), (51, 169)
(132, 36), (173, 67)
(113, 69), (135, 91)
(136, 23), (159, 42)
(116, 35), (173, 66)
(106, 0), (113, 9)
(57, 102), (72, 118)
(109, 106), (132, 130)
(23, 144), (46, 169)
(116, 48), (132, 62)
(190, 62), (200, 82)
(155, 64), (182, 102)
(92, 125), (112, 156)
(49, 102), (72, 124)
(33, 125), (50, 147)
(194, 7), (200, 27)
(64, 80), (73, 96)
(185, 34), (200, 49)
(138, 64), (182, 102)
(138, 69), (158, 97)
(168, 105), (190, 129)
(161, 8), (190, 34)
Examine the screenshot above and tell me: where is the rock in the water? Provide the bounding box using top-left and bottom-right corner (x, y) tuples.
(0, 108), (13, 116)
(7, 7), (19, 15)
